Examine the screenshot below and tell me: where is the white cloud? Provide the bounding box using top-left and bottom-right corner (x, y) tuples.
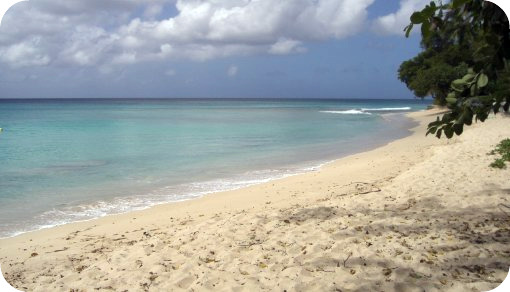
(227, 65), (238, 77)
(0, 0), (376, 68)
(0, 39), (51, 67)
(268, 38), (306, 55)
(372, 0), (431, 35)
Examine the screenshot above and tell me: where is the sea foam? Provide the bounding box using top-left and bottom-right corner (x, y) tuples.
(361, 107), (411, 111)
(320, 107), (412, 115)
(320, 110), (371, 115)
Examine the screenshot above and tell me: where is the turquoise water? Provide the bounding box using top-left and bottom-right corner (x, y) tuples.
(0, 98), (429, 237)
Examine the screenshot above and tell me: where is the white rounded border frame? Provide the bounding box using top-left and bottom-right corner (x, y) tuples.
(486, 1), (509, 27)
(0, 0), (509, 291)
(0, 0), (28, 26)
(485, 3), (510, 290)
(0, 265), (23, 292)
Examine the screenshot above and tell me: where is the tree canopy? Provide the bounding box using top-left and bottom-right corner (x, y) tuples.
(400, 0), (510, 138)
(399, 47), (469, 105)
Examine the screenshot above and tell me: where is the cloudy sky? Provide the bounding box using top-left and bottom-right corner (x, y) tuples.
(0, 0), (430, 99)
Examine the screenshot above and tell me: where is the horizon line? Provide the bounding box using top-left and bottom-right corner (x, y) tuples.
(0, 97), (428, 101)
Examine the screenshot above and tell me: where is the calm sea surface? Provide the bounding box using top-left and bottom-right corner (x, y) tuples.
(0, 98), (430, 237)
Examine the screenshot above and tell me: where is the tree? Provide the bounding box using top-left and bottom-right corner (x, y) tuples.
(401, 0), (510, 138)
(398, 47), (469, 105)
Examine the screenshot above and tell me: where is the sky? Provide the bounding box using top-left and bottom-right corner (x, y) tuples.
(0, 0), (432, 99)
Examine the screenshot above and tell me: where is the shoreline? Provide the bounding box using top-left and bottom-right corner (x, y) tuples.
(1, 108), (509, 291)
(0, 111), (417, 240)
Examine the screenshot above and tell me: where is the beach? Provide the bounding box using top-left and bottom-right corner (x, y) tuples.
(0, 99), (424, 238)
(1, 108), (509, 291)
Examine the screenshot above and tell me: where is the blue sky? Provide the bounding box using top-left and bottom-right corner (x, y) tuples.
(0, 0), (431, 99)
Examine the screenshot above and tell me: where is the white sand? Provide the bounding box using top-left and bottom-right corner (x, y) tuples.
(1, 109), (509, 291)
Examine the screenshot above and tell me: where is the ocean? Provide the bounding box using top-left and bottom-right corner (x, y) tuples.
(0, 98), (430, 238)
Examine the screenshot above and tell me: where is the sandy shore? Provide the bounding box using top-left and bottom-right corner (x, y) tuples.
(1, 109), (509, 291)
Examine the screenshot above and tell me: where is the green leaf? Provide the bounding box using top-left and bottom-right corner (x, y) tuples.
(477, 73), (489, 88)
(451, 85), (464, 92)
(436, 128), (443, 139)
(451, 79), (467, 92)
(404, 24), (414, 38)
(421, 21), (431, 38)
(461, 73), (476, 84)
(465, 111), (473, 125)
(422, 4), (438, 18)
(453, 124), (463, 135)
(444, 125), (454, 138)
(452, 79), (467, 86)
(494, 102), (501, 114)
(446, 97), (457, 105)
(452, 0), (469, 9)
(410, 12), (425, 24)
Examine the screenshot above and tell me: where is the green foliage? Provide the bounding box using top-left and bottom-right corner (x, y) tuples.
(399, 50), (469, 105)
(488, 138), (510, 168)
(490, 158), (506, 169)
(399, 4), (473, 106)
(402, 0), (510, 138)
